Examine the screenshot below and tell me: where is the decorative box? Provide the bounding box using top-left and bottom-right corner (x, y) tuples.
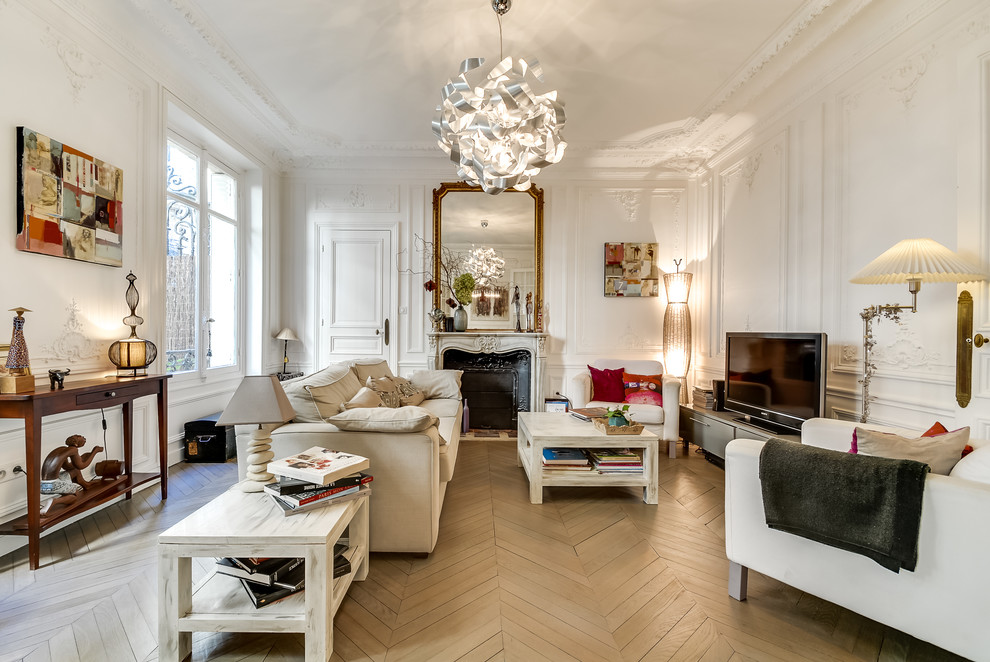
(183, 412), (236, 462)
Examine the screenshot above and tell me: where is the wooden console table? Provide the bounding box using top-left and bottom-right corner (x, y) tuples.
(0, 374), (169, 570)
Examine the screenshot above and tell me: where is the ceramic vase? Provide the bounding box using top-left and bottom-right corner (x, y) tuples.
(453, 305), (468, 332)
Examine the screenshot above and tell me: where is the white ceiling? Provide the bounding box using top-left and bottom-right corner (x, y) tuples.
(117, 0), (832, 169)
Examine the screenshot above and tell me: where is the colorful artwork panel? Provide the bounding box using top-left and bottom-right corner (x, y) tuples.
(603, 242), (660, 297)
(16, 127), (122, 266)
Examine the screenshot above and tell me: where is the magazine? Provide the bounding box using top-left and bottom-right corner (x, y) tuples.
(267, 447), (369, 485)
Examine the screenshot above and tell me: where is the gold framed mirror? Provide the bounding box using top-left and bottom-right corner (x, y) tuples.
(432, 182), (544, 331)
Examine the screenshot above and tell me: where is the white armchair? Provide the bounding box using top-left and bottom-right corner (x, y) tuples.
(570, 359), (681, 457)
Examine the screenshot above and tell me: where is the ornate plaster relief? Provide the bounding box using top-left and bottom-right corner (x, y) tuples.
(314, 185), (399, 212)
(883, 45), (937, 109)
(38, 300), (104, 363)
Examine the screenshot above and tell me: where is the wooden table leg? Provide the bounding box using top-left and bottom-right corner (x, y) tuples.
(158, 379), (168, 500)
(158, 549), (191, 661)
(25, 408), (42, 570)
(529, 437), (544, 504)
(122, 400), (133, 500)
(305, 545), (331, 662)
(643, 440), (659, 504)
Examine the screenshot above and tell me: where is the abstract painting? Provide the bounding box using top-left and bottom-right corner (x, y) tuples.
(604, 242), (660, 297)
(16, 127), (123, 266)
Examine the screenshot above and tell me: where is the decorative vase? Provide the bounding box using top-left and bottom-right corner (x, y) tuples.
(607, 415), (629, 427)
(453, 305), (468, 332)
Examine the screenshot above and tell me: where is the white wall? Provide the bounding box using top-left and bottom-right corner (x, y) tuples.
(0, 0), (282, 554)
(692, 0), (990, 433)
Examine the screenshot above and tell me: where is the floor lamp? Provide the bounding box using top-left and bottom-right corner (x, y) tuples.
(663, 262), (692, 405)
(274, 327), (298, 375)
(217, 375), (295, 492)
(850, 238), (985, 423)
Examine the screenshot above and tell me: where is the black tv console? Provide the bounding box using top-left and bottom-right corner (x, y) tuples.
(679, 404), (800, 467)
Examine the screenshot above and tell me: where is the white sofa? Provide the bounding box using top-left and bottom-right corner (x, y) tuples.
(235, 360), (462, 555)
(725, 417), (990, 661)
(570, 359), (681, 457)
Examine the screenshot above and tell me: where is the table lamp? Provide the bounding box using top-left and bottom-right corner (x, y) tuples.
(274, 327), (298, 375)
(217, 375), (295, 492)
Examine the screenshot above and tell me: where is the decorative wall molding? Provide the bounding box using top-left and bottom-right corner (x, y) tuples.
(653, 190), (683, 258)
(42, 26), (98, 101)
(314, 185), (399, 212)
(870, 325), (939, 369)
(38, 300), (105, 363)
(883, 45), (937, 109)
(606, 190), (640, 223)
(615, 326), (653, 350)
(740, 153), (763, 192)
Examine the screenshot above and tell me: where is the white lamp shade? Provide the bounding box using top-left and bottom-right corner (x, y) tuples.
(274, 327), (298, 341)
(850, 238), (987, 284)
(216, 375), (295, 426)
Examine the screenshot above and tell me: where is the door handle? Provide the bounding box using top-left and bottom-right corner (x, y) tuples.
(384, 318), (390, 346)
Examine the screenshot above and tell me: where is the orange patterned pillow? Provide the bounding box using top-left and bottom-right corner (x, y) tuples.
(622, 372), (663, 406)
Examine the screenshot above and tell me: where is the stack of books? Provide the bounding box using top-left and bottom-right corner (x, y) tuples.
(541, 447), (592, 471)
(265, 447), (372, 516)
(216, 542), (351, 608)
(587, 448), (643, 473)
(693, 386), (715, 409)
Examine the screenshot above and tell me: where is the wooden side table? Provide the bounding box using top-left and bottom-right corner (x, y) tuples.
(0, 374), (169, 570)
(158, 489), (369, 662)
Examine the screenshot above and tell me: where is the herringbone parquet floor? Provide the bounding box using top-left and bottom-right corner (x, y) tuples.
(0, 434), (967, 661)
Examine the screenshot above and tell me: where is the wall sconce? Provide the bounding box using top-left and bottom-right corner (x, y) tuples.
(850, 238), (985, 422)
(274, 327), (298, 375)
(663, 260), (692, 405)
(108, 272), (158, 377)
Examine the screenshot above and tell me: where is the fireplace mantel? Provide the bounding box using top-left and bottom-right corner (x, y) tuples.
(428, 332), (549, 412)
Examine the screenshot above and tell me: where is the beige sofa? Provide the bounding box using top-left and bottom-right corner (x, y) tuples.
(235, 359), (462, 554)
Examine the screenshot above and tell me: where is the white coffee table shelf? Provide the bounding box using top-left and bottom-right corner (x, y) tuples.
(517, 412), (659, 504)
(158, 488), (369, 662)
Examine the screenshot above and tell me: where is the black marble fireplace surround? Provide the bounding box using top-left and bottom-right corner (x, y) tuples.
(442, 349), (531, 429)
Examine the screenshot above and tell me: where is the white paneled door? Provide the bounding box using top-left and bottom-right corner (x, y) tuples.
(317, 226), (396, 368)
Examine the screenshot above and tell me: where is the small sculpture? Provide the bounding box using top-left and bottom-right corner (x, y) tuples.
(525, 292), (534, 332)
(48, 368), (70, 390)
(41, 434), (103, 490)
(512, 285), (522, 332)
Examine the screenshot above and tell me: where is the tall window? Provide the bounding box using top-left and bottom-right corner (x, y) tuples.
(165, 136), (240, 375)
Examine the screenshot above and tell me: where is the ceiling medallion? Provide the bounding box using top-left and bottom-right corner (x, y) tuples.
(432, 0), (567, 195)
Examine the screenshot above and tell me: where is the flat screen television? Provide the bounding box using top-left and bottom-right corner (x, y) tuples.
(724, 331), (827, 434)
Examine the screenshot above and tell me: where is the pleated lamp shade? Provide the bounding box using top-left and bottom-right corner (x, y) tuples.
(850, 238), (986, 284)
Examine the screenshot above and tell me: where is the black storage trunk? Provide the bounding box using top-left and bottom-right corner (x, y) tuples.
(183, 412), (236, 462)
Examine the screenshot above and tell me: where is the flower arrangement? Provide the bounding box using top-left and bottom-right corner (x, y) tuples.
(453, 273), (476, 307)
(605, 404), (633, 427)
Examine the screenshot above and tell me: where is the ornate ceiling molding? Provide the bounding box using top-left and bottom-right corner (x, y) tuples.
(883, 45), (937, 109)
(42, 26), (99, 101)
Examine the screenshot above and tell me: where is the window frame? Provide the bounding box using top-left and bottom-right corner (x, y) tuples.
(165, 129), (245, 382)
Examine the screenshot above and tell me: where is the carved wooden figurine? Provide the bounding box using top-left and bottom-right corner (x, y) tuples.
(41, 434), (103, 490)
(48, 368), (70, 389)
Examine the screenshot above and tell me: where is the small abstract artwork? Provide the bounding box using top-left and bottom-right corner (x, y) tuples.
(16, 127), (123, 267)
(604, 242), (660, 297)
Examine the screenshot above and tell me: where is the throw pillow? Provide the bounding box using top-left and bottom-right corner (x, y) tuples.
(366, 376), (402, 408)
(280, 364), (355, 423)
(349, 359), (394, 383)
(410, 370), (463, 399)
(949, 443), (990, 485)
(850, 421), (954, 454)
(855, 426), (970, 475)
(304, 369), (364, 420)
(622, 372), (663, 407)
(341, 386), (383, 411)
(326, 406), (439, 433)
(588, 365), (625, 402)
(390, 376), (426, 407)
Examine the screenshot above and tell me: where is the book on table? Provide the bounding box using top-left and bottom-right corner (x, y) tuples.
(215, 556), (304, 586)
(269, 484), (372, 516)
(263, 475), (319, 497)
(267, 447), (369, 485)
(542, 448), (590, 465)
(266, 473), (372, 506)
(569, 407), (609, 421)
(237, 543), (351, 607)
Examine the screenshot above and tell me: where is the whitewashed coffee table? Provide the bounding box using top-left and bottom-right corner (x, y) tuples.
(158, 488), (368, 662)
(517, 411), (659, 504)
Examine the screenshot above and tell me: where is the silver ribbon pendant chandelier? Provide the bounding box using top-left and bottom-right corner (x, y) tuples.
(433, 0), (567, 195)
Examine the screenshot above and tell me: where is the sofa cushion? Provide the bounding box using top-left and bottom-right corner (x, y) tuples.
(348, 359), (394, 383)
(326, 406), (439, 432)
(342, 386), (383, 411)
(855, 426), (970, 475)
(588, 400), (664, 425)
(304, 370), (364, 420)
(411, 370), (463, 399)
(367, 376), (402, 408)
(589, 365), (625, 402)
(280, 364), (358, 423)
(622, 372), (664, 407)
(391, 376), (426, 407)
(949, 443), (990, 485)
(419, 398), (461, 419)
(851, 420), (947, 453)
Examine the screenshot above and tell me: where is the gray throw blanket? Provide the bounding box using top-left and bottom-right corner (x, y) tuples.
(759, 438), (930, 573)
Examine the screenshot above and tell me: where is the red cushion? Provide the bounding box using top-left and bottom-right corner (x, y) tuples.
(922, 422), (948, 437)
(588, 365), (625, 402)
(622, 372), (663, 406)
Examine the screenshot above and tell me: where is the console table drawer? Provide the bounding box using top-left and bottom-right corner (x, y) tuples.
(76, 384), (149, 407)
